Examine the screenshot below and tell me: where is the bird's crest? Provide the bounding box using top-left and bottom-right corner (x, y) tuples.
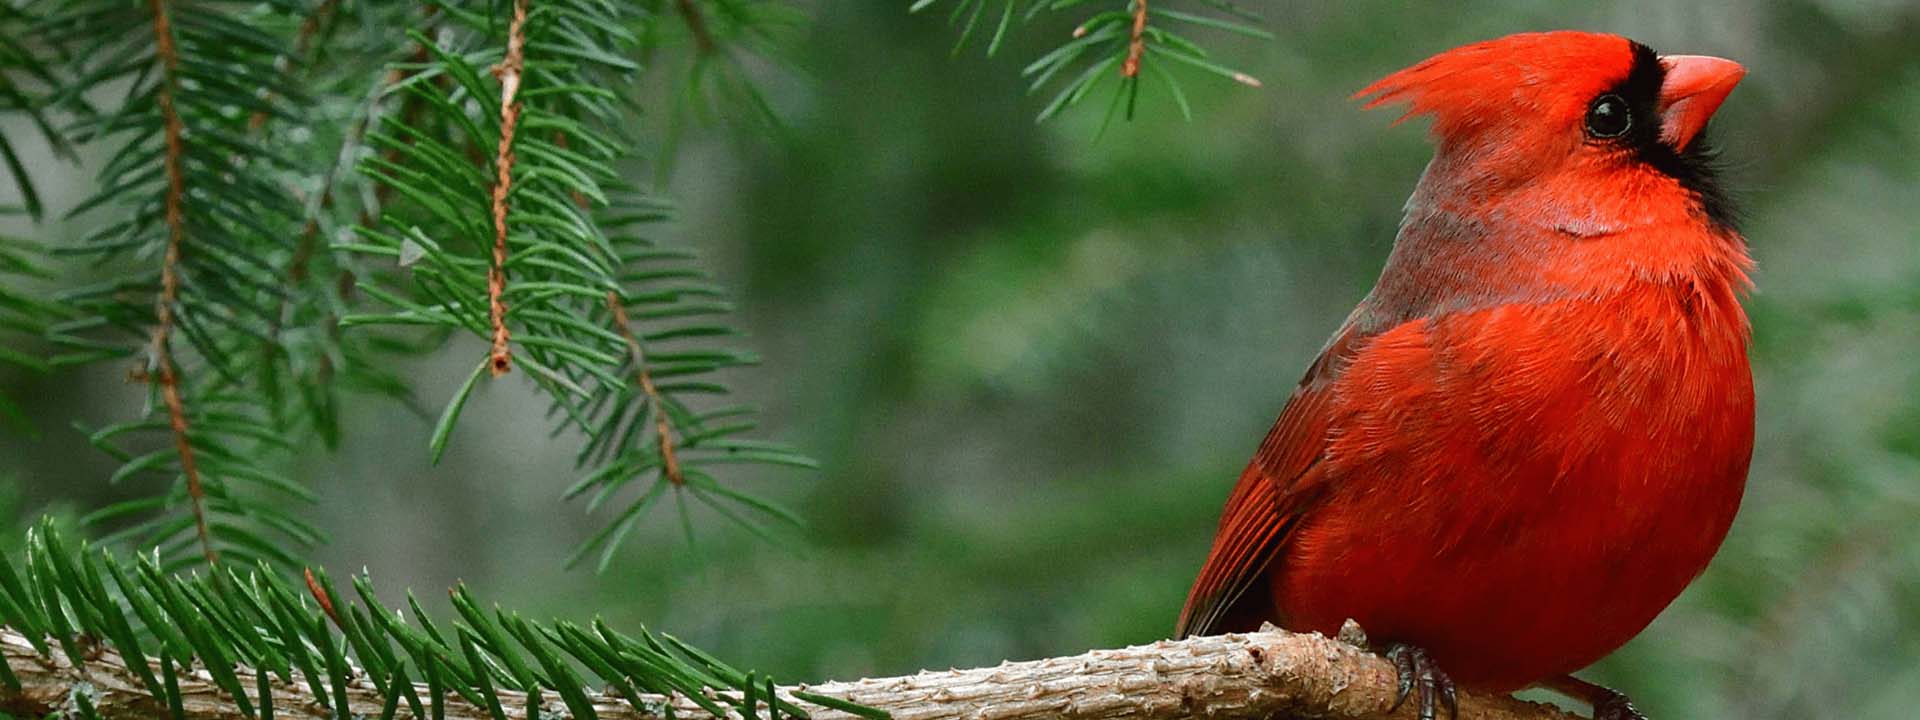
(1353, 31), (1638, 144)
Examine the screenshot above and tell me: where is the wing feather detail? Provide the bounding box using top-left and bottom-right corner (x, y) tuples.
(1175, 322), (1371, 638)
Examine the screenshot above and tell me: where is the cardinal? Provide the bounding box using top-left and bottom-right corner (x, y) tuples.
(1176, 31), (1751, 720)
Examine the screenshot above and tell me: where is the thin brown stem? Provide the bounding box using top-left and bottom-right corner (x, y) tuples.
(607, 292), (684, 486)
(674, 0), (716, 55)
(247, 0), (338, 132)
(1122, 0), (1148, 78)
(272, 53), (403, 336)
(364, 7), (441, 227)
(146, 0), (215, 567)
(485, 0), (530, 376)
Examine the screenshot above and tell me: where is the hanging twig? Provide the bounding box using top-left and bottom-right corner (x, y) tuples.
(144, 0), (215, 568)
(1121, 0), (1148, 78)
(246, 0), (339, 132)
(607, 291), (685, 486)
(363, 6), (441, 227)
(674, 0), (717, 55)
(485, 0), (530, 376)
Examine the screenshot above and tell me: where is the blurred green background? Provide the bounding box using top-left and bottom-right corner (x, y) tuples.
(4, 2), (1920, 718)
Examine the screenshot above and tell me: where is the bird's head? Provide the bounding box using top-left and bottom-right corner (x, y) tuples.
(1355, 31), (1745, 232)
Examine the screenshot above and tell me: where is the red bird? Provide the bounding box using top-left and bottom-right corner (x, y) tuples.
(1177, 32), (1751, 720)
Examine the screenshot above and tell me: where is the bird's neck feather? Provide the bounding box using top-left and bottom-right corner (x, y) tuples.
(1354, 159), (1751, 333)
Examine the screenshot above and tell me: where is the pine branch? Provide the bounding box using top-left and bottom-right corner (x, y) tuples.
(42, 0), (340, 571)
(0, 3), (70, 222)
(0, 521), (1581, 720)
(0, 625), (1584, 720)
(0, 521), (863, 720)
(642, 0), (799, 157)
(485, 0), (530, 377)
(144, 0), (215, 568)
(244, 0), (341, 134)
(259, 3), (432, 450)
(0, 234), (57, 434)
(674, 0), (718, 56)
(1121, 0), (1148, 78)
(346, 0), (811, 569)
(608, 292), (685, 486)
(913, 0), (1269, 123)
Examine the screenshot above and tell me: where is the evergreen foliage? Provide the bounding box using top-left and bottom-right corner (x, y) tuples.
(41, 0), (334, 571)
(0, 518), (860, 719)
(0, 0), (1269, 716)
(0, 0), (860, 574)
(0, 231), (52, 435)
(911, 0), (1269, 122)
(337, 0), (815, 569)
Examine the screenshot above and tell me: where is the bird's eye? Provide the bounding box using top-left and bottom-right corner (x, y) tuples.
(1585, 94), (1631, 139)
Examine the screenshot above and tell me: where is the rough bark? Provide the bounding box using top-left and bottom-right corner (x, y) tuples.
(0, 627), (1584, 720)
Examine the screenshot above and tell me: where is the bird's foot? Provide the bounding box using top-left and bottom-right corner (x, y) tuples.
(1542, 675), (1647, 720)
(1589, 687), (1646, 720)
(1386, 643), (1457, 720)
(1336, 617), (1369, 648)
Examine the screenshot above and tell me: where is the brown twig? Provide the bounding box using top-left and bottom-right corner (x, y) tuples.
(362, 7), (441, 227)
(607, 292), (684, 486)
(674, 0), (716, 55)
(247, 0), (339, 132)
(0, 626), (1581, 720)
(485, 0), (530, 376)
(1121, 0), (1148, 78)
(146, 0), (216, 568)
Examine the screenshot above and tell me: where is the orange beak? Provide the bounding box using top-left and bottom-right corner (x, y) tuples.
(1657, 55), (1745, 151)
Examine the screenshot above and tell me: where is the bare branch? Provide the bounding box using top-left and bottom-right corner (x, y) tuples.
(0, 627), (1582, 720)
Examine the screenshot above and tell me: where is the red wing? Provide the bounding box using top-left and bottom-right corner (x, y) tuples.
(1174, 322), (1368, 638)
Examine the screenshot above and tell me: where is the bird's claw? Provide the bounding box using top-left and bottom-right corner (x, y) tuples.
(1386, 643), (1457, 720)
(1591, 687), (1648, 720)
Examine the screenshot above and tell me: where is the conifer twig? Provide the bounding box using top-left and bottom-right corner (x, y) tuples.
(1121, 0), (1148, 78)
(145, 0), (215, 568)
(0, 627), (1582, 720)
(363, 6), (439, 226)
(607, 292), (685, 486)
(486, 0), (530, 376)
(674, 0), (717, 55)
(247, 0), (338, 132)
(269, 0), (373, 334)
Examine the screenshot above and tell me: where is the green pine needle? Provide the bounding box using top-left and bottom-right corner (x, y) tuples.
(0, 520), (887, 720)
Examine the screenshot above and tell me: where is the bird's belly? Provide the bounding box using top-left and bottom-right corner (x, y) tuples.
(1271, 330), (1753, 691)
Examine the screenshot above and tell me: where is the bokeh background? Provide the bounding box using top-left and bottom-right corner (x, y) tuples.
(4, 2), (1919, 718)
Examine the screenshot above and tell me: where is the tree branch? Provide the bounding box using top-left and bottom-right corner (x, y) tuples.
(144, 0), (216, 569)
(1121, 0), (1147, 78)
(607, 291), (686, 485)
(674, 0), (717, 56)
(0, 627), (1582, 720)
(485, 0), (530, 377)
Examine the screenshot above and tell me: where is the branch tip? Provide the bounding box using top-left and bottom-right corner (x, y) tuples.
(486, 0), (531, 377)
(1122, 0), (1149, 78)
